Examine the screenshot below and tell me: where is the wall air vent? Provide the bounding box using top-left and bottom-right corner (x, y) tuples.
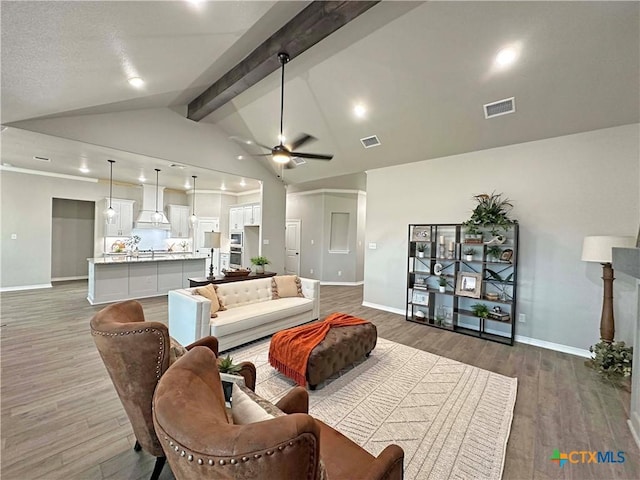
(484, 97), (516, 119)
(33, 156), (51, 162)
(360, 135), (381, 148)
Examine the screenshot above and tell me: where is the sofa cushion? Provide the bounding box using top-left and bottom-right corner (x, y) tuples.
(215, 278), (273, 309)
(195, 284), (224, 316)
(231, 383), (285, 424)
(211, 297), (313, 338)
(272, 275), (303, 299)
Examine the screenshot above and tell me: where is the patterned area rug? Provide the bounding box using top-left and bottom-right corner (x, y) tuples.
(228, 337), (517, 480)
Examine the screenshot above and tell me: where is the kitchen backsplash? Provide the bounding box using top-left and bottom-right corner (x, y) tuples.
(105, 228), (192, 253)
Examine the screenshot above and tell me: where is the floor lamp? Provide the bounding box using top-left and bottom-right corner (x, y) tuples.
(204, 232), (221, 279)
(581, 235), (635, 343)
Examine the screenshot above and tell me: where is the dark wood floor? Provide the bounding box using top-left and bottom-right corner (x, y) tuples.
(1, 281), (637, 479)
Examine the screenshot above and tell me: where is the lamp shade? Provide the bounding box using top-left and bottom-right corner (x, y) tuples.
(203, 232), (221, 249)
(581, 235), (636, 263)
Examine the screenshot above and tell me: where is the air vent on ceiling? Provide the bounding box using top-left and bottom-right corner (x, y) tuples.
(292, 157), (306, 166)
(33, 156), (51, 162)
(484, 97), (515, 119)
(360, 135), (381, 148)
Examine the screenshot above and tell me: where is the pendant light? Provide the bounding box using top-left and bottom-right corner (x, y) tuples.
(189, 175), (198, 227)
(104, 160), (116, 224)
(151, 168), (163, 226)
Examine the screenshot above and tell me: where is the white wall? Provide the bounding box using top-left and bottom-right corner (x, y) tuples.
(364, 124), (639, 350)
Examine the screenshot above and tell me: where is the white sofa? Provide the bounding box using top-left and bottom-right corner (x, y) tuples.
(168, 276), (320, 351)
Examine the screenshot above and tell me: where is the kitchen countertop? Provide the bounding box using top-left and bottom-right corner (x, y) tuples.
(89, 254), (209, 264)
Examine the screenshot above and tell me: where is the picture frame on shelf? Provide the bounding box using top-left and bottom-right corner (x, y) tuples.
(500, 248), (514, 262)
(411, 226), (431, 242)
(455, 272), (483, 298)
(412, 290), (429, 306)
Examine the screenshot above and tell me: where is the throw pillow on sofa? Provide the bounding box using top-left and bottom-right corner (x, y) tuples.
(231, 383), (285, 424)
(195, 284), (225, 317)
(272, 275), (303, 299)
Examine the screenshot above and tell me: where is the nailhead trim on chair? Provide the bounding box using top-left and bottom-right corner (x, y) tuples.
(92, 327), (166, 380)
(161, 435), (304, 468)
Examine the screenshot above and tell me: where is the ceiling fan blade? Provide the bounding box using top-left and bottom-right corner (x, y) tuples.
(229, 136), (272, 151)
(290, 151), (333, 160)
(288, 133), (317, 151)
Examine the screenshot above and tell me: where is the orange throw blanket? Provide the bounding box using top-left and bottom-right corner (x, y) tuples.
(268, 313), (370, 386)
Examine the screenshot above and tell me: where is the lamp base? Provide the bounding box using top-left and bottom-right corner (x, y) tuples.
(600, 262), (615, 343)
(208, 248), (215, 279)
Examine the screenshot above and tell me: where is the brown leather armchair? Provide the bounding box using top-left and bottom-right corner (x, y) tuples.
(153, 346), (404, 480)
(90, 300), (256, 480)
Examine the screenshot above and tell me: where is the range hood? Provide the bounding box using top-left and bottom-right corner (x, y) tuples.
(135, 184), (171, 229)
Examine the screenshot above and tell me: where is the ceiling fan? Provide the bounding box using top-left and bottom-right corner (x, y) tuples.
(232, 52), (333, 169)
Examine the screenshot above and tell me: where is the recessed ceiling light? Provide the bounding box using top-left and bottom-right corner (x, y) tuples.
(354, 104), (367, 118)
(184, 181), (191, 189)
(79, 166), (90, 174)
(221, 184), (227, 191)
(128, 77), (144, 88)
(236, 155), (244, 160)
(240, 179), (246, 187)
(169, 163), (186, 169)
(495, 47), (518, 67)
(138, 175), (146, 182)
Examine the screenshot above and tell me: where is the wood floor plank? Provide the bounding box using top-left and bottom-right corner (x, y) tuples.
(1, 281), (638, 479)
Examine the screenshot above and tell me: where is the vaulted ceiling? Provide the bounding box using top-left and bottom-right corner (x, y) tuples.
(2, 1), (638, 189)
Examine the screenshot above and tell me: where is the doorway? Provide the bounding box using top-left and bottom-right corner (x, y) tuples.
(285, 219), (301, 275)
(51, 198), (95, 281)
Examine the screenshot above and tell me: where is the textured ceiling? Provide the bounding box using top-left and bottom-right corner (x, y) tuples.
(1, 1), (638, 188)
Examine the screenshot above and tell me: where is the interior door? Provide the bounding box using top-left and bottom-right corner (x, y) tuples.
(285, 220), (301, 275)
(195, 217), (220, 276)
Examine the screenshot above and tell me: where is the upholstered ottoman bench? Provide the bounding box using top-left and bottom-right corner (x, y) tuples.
(269, 313), (377, 390)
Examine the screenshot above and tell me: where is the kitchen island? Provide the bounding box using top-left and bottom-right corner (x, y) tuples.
(88, 254), (207, 305)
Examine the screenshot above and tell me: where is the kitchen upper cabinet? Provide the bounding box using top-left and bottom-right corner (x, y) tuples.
(168, 205), (190, 238)
(229, 206), (243, 231)
(104, 198), (134, 237)
(243, 204), (261, 226)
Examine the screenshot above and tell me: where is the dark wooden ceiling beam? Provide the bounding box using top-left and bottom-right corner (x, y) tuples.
(187, 1), (380, 122)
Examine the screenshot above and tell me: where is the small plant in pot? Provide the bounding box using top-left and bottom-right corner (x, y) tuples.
(438, 276), (448, 293)
(471, 303), (489, 318)
(218, 355), (242, 401)
(416, 243), (426, 258)
(463, 247), (477, 261)
(486, 245), (502, 262)
(250, 256), (270, 274)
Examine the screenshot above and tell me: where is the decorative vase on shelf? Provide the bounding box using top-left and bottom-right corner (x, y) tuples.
(255, 265), (265, 274)
(439, 286), (446, 293)
(466, 254), (473, 261)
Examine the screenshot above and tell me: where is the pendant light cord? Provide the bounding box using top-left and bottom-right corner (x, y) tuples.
(155, 168), (160, 213)
(108, 160), (115, 208)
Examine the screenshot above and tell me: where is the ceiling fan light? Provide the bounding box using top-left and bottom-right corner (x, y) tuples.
(273, 151), (290, 164)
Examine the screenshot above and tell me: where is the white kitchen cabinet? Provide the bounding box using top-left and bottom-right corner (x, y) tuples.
(251, 204), (261, 226)
(104, 198), (135, 237)
(168, 204), (190, 238)
(229, 206), (243, 231)
(243, 206), (253, 225)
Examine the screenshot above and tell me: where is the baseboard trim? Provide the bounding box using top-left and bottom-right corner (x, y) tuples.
(0, 283), (52, 292)
(514, 335), (591, 358)
(361, 301), (405, 316)
(361, 301), (592, 358)
(52, 276), (88, 282)
(320, 281), (364, 286)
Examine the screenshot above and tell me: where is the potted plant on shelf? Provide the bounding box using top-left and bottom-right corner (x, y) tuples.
(463, 247), (477, 261)
(438, 276), (448, 293)
(250, 256), (270, 274)
(462, 191), (517, 239)
(486, 245), (502, 262)
(471, 303), (489, 319)
(416, 243), (426, 258)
